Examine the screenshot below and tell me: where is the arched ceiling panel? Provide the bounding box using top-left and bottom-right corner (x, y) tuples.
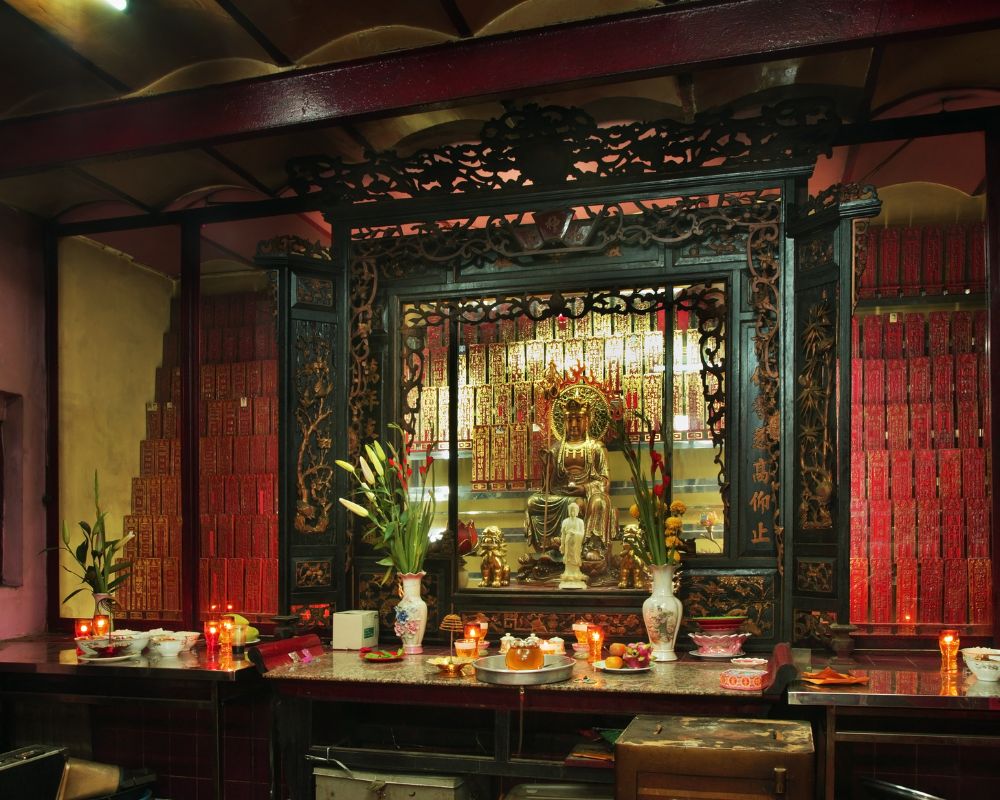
(0, 168), (125, 218)
(872, 29), (1000, 117)
(131, 57), (282, 96)
(5, 0), (274, 90)
(299, 26), (457, 67)
(353, 102), (506, 153)
(231, 0), (460, 62)
(79, 150), (258, 210)
(456, 0), (659, 37)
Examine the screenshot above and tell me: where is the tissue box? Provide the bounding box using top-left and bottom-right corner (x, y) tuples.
(331, 610), (378, 649)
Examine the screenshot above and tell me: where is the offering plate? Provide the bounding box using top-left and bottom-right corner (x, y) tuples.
(473, 654), (575, 686)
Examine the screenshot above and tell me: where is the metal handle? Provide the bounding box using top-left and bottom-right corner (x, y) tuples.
(774, 766), (787, 795)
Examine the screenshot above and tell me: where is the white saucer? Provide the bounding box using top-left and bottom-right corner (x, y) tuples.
(78, 653), (141, 663)
(593, 660), (652, 673)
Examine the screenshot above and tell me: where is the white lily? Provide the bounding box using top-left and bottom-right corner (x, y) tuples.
(358, 456), (376, 485)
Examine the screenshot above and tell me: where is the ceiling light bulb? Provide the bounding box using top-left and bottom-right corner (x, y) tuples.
(105, 0), (128, 11)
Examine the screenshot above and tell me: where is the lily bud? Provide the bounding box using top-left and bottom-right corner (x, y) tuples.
(339, 497), (370, 518)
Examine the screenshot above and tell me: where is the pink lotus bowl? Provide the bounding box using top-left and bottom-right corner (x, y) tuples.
(688, 632), (751, 656)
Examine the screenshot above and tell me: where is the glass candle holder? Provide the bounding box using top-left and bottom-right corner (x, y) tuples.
(92, 614), (110, 639)
(572, 622), (590, 646)
(464, 623), (482, 642)
(75, 619), (92, 638)
(230, 623), (248, 658)
(588, 625), (604, 663)
(938, 629), (960, 669)
(455, 638), (478, 659)
(204, 619), (221, 652)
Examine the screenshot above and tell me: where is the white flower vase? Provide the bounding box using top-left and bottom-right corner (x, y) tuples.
(643, 564), (683, 662)
(394, 572), (428, 654)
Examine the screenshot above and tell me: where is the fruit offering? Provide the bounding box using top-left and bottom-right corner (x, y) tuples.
(622, 642), (653, 669)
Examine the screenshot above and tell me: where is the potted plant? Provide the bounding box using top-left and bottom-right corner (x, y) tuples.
(337, 425), (436, 653)
(55, 471), (134, 632)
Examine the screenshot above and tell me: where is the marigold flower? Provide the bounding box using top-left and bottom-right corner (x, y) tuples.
(665, 516), (683, 532)
(629, 503), (640, 519)
(665, 535), (683, 548)
(669, 500), (687, 516)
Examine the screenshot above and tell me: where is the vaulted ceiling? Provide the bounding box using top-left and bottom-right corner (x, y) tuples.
(1, 1), (998, 275)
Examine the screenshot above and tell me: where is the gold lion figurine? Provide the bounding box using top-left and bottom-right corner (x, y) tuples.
(476, 526), (511, 588)
(617, 525), (647, 589)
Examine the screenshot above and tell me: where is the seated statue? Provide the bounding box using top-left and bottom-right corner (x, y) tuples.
(523, 387), (616, 581)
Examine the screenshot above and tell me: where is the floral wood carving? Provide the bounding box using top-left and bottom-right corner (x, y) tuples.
(463, 611), (646, 639)
(293, 320), (335, 534)
(792, 609), (835, 647)
(288, 99), (838, 204)
(348, 257), (380, 457)
(795, 557), (835, 594)
(797, 290), (836, 530)
(680, 572), (775, 637)
(748, 221), (783, 570)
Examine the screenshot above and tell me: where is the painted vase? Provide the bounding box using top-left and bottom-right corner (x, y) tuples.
(394, 572), (427, 654)
(642, 564), (683, 662)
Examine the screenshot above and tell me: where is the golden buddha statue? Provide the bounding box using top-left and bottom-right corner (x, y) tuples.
(523, 387), (616, 579)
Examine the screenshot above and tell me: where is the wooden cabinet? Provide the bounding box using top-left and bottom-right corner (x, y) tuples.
(615, 715), (814, 800)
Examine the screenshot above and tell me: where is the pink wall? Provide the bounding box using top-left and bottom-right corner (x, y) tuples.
(0, 204), (46, 637)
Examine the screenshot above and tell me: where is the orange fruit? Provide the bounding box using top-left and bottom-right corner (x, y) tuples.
(608, 642), (627, 657)
(605, 655), (624, 669)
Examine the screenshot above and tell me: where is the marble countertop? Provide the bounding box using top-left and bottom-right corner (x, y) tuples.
(788, 651), (1000, 710)
(264, 648), (773, 699)
(0, 634), (256, 682)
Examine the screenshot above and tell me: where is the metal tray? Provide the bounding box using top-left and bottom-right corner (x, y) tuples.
(473, 654), (575, 686)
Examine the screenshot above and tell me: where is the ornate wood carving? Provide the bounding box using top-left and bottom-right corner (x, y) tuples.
(680, 572), (776, 637)
(348, 257), (380, 457)
(461, 610), (646, 639)
(295, 558), (333, 589)
(289, 99), (838, 204)
(797, 290), (836, 530)
(747, 221), (783, 569)
(794, 557), (835, 594)
(799, 183), (878, 218)
(792, 609), (835, 647)
(294, 275), (334, 308)
(290, 602), (334, 631)
(293, 320), (335, 534)
(256, 234), (332, 261)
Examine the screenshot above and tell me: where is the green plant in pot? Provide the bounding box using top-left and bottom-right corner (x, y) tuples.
(56, 471), (135, 630)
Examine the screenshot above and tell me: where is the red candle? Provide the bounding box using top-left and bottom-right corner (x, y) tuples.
(75, 619), (92, 638)
(464, 622), (482, 642)
(92, 615), (110, 638)
(204, 619), (221, 652)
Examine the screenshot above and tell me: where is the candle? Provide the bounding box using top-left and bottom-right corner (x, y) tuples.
(587, 625), (604, 663)
(204, 619), (221, 652)
(92, 614), (110, 639)
(464, 622), (483, 642)
(938, 629), (960, 669)
(75, 619), (92, 638)
(454, 639), (478, 658)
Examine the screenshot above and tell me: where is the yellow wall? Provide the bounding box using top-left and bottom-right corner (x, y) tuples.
(58, 237), (175, 617)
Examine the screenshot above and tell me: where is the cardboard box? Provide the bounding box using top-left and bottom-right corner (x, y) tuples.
(315, 767), (467, 800)
(330, 610), (378, 650)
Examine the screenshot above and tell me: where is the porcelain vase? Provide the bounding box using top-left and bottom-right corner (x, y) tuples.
(394, 572), (427, 654)
(643, 564), (683, 662)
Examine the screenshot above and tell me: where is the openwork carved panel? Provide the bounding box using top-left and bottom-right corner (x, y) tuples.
(747, 222), (783, 568)
(797, 291), (836, 530)
(256, 234), (331, 262)
(293, 320), (335, 535)
(799, 183), (878, 218)
(348, 258), (380, 457)
(289, 99), (838, 204)
(290, 602), (334, 631)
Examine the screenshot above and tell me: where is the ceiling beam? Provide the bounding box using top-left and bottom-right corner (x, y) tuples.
(3, 0), (999, 178)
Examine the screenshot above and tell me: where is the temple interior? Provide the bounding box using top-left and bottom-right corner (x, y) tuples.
(0, 2), (999, 799)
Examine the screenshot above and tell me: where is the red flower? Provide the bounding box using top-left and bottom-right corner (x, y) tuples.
(419, 465), (427, 476)
(652, 483), (665, 498)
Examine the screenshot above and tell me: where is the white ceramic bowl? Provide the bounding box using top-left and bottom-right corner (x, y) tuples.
(149, 635), (185, 658)
(113, 630), (150, 655)
(176, 631), (201, 651)
(75, 636), (101, 656)
(961, 647), (1000, 681)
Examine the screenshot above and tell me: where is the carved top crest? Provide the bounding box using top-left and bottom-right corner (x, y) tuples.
(287, 98), (840, 205)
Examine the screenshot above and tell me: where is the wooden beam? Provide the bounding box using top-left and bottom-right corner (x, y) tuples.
(1, 0), (999, 177)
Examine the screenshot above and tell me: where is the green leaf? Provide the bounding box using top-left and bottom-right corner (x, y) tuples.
(375, 557), (394, 566)
(108, 561), (132, 574)
(79, 521), (91, 535)
(61, 587), (89, 604)
(74, 539), (89, 566)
